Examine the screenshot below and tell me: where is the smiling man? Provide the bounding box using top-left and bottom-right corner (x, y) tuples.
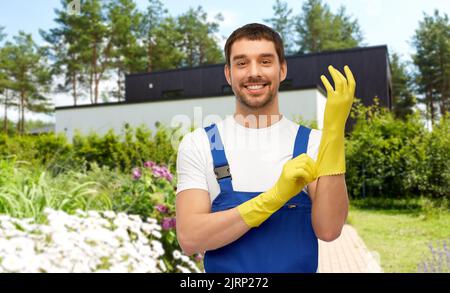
(175, 23), (355, 273)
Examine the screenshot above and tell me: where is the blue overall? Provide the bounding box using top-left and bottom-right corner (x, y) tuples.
(203, 123), (318, 273)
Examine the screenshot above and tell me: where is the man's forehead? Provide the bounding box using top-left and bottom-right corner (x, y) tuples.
(230, 38), (277, 58)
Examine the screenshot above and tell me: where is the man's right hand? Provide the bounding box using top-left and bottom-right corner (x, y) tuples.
(237, 153), (318, 228)
(274, 153), (318, 203)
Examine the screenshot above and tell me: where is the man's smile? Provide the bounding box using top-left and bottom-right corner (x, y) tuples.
(243, 83), (269, 95)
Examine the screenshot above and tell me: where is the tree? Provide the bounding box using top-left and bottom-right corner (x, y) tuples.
(390, 52), (416, 119)
(412, 9), (450, 124)
(106, 0), (146, 101)
(294, 0), (363, 53)
(176, 6), (224, 67)
(1, 32), (53, 134)
(80, 0), (110, 104)
(140, 0), (168, 72)
(0, 26), (16, 134)
(147, 16), (184, 71)
(264, 0), (295, 55)
(40, 0), (88, 106)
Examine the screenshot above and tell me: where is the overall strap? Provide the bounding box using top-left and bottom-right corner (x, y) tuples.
(204, 124), (234, 193)
(293, 125), (312, 158)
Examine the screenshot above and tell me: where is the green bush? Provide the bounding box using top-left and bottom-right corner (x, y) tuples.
(0, 132), (75, 175)
(418, 116), (450, 198)
(72, 123), (178, 174)
(346, 98), (449, 200)
(0, 123), (180, 176)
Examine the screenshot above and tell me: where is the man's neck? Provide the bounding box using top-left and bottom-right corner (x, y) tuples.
(233, 110), (283, 129)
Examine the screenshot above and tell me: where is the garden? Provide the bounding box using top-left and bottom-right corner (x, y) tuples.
(0, 100), (449, 273)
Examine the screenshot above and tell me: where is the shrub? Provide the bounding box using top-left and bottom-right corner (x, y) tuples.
(345, 98), (449, 200)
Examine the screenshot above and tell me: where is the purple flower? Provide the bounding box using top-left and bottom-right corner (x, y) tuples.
(161, 217), (176, 230)
(156, 204), (169, 214)
(132, 167), (141, 180)
(195, 254), (203, 262)
(144, 161), (157, 169)
(152, 165), (173, 182)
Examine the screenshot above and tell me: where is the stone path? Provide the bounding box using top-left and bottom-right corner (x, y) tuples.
(318, 224), (383, 273)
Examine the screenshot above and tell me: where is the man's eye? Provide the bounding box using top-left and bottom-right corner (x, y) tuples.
(262, 60), (271, 64)
(237, 61), (246, 66)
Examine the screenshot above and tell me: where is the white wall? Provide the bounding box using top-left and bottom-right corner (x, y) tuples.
(55, 88), (326, 141)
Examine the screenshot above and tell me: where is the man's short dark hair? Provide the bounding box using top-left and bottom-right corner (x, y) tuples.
(224, 23), (286, 67)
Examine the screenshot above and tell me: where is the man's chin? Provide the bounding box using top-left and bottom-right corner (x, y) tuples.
(237, 94), (273, 110)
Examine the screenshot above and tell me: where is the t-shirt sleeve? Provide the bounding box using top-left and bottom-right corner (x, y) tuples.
(307, 129), (322, 162)
(176, 132), (209, 195)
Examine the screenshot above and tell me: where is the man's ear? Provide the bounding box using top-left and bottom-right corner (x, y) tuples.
(280, 60), (287, 82)
(224, 64), (232, 85)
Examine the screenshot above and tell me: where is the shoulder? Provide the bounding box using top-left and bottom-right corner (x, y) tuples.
(178, 128), (206, 154)
(283, 117), (322, 141)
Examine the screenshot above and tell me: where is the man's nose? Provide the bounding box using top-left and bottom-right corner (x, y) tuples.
(248, 61), (262, 77)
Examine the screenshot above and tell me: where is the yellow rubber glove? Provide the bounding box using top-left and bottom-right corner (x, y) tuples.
(237, 153), (318, 228)
(316, 65), (356, 177)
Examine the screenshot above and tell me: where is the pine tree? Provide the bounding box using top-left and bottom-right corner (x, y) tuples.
(176, 6), (224, 67)
(294, 0), (363, 53)
(390, 52), (416, 119)
(106, 0), (145, 101)
(412, 10), (450, 124)
(1, 32), (52, 134)
(264, 0), (295, 55)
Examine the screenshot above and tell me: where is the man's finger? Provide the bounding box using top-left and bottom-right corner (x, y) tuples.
(333, 67), (348, 93)
(344, 65), (356, 98)
(320, 75), (334, 94)
(328, 65), (343, 93)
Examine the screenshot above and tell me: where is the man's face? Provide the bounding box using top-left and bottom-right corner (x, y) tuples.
(225, 38), (287, 110)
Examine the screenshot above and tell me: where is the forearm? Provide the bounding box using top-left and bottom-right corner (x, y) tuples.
(178, 207), (250, 256)
(311, 174), (349, 242)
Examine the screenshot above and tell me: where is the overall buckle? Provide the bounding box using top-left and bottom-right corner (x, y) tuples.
(214, 164), (231, 180)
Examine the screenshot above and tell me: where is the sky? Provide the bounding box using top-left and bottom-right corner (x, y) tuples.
(0, 0), (449, 122)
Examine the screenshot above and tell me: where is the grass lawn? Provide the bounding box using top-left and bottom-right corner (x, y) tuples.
(347, 198), (450, 273)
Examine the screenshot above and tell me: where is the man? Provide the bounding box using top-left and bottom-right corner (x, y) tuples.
(175, 23), (355, 273)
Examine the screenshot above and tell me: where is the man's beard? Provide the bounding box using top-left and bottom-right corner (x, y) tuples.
(232, 78), (276, 110)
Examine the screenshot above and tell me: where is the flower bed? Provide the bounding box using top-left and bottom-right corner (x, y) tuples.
(0, 208), (201, 273)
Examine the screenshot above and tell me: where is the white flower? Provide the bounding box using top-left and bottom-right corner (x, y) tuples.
(102, 211), (116, 219)
(176, 265), (191, 273)
(172, 250), (181, 260)
(87, 211), (100, 218)
(0, 209), (198, 273)
(1, 255), (25, 272)
(151, 230), (162, 238)
(158, 259), (167, 272)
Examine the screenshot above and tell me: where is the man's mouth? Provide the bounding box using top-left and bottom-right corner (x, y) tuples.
(243, 83), (268, 94)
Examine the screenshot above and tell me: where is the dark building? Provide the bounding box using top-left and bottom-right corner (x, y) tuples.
(125, 45), (392, 111)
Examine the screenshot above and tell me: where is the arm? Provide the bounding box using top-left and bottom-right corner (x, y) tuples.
(176, 154), (317, 256)
(307, 175), (349, 242)
(176, 188), (250, 256)
(306, 65), (355, 241)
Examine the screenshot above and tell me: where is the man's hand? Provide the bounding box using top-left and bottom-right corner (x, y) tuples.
(316, 65), (356, 177)
(274, 153), (318, 203)
(320, 65), (356, 133)
(237, 154), (318, 228)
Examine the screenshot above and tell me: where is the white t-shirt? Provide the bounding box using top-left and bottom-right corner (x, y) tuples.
(176, 115), (322, 204)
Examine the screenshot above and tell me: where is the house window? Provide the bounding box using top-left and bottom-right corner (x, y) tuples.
(162, 89), (184, 99)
